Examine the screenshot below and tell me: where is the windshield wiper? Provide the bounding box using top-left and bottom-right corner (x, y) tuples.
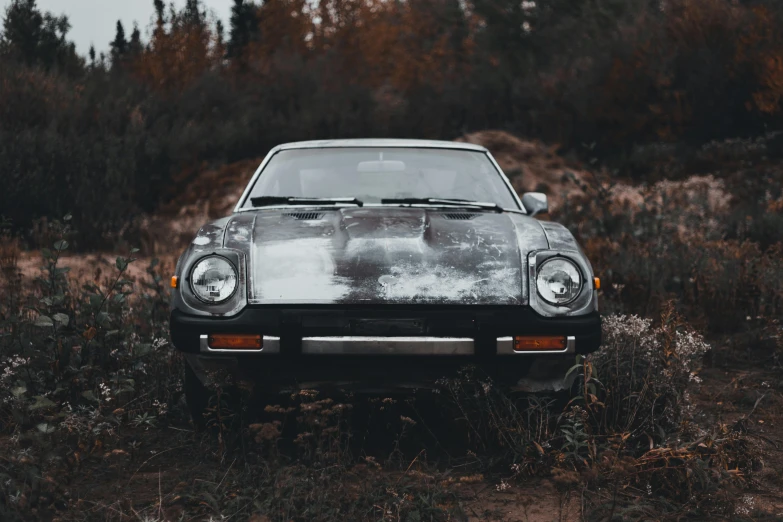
(250, 196), (363, 207)
(380, 197), (503, 212)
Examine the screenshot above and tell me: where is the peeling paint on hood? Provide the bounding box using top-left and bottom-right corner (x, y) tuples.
(247, 208), (548, 305)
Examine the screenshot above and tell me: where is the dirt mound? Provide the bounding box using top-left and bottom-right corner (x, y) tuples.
(456, 130), (588, 204)
(137, 158), (263, 255)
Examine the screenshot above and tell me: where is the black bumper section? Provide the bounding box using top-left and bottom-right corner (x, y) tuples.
(170, 306), (602, 356)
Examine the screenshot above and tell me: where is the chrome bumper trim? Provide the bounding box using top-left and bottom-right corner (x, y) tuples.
(496, 335), (575, 355)
(301, 336), (474, 355)
(198, 335), (576, 356)
(199, 334), (281, 353)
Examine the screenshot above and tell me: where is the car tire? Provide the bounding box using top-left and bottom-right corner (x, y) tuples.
(184, 361), (210, 430)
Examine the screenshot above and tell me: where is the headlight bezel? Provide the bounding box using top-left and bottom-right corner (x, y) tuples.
(175, 249), (248, 317)
(528, 250), (595, 317)
(535, 257), (583, 306)
(189, 255), (239, 304)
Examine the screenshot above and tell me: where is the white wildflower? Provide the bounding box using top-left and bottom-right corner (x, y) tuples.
(99, 382), (113, 403)
(735, 495), (755, 516)
(152, 399), (168, 416)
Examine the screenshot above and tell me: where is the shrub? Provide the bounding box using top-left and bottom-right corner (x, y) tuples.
(438, 307), (761, 518)
(0, 218), (177, 512)
(559, 167), (783, 333)
(588, 309), (709, 441)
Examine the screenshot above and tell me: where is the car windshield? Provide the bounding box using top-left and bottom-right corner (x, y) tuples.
(241, 147), (520, 209)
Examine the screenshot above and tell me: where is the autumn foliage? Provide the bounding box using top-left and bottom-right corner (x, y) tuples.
(2, 0), (783, 244)
(598, 0), (783, 144)
(91, 0), (783, 145)
(130, 0), (470, 96)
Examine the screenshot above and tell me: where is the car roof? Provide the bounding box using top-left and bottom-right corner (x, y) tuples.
(274, 138), (488, 152)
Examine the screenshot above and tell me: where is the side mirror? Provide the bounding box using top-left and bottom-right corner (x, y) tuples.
(521, 192), (548, 216)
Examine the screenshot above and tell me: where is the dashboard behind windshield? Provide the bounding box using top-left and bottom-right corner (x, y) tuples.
(241, 147), (521, 209)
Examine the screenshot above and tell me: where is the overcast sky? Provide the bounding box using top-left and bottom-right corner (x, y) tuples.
(0, 0), (234, 56)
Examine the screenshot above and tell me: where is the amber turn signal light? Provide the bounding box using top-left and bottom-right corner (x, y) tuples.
(594, 277), (601, 290)
(171, 276), (178, 289)
(513, 336), (567, 352)
(208, 334), (263, 350)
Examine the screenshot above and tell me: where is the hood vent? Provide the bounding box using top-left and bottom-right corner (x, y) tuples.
(284, 212), (324, 220)
(443, 213), (479, 220)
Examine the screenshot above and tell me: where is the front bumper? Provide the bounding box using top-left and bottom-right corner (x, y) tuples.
(197, 334), (576, 355)
(172, 306), (601, 391)
(171, 306), (601, 353)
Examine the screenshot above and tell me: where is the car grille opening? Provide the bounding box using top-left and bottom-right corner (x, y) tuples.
(442, 213), (479, 220)
(284, 212), (324, 220)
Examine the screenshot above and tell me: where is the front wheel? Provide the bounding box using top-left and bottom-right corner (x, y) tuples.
(184, 361), (210, 430)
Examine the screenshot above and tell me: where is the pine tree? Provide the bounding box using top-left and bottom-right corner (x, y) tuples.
(110, 20), (127, 66)
(37, 12), (67, 68)
(2, 0), (79, 71)
(182, 0), (203, 28)
(129, 23), (142, 57)
(215, 19), (225, 48)
(227, 0), (259, 60)
(1, 0), (44, 65)
(153, 0), (165, 26)
(88, 44), (95, 65)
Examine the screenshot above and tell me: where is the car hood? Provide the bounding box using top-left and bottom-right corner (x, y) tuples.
(223, 208), (549, 305)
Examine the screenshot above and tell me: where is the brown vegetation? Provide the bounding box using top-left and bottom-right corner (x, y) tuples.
(2, 0), (783, 519)
(2, 132), (783, 520)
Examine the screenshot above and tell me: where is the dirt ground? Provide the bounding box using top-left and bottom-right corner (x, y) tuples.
(32, 427), (585, 522)
(690, 364), (783, 518)
(16, 251), (179, 289)
(6, 345), (777, 522)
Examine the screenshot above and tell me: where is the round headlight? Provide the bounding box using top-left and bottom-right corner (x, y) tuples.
(536, 257), (583, 305)
(190, 256), (238, 304)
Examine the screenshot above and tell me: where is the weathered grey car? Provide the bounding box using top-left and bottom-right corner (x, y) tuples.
(170, 139), (601, 420)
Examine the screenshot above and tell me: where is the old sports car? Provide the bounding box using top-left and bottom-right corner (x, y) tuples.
(170, 139), (601, 421)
